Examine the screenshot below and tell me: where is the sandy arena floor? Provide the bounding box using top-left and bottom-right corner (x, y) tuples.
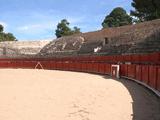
(0, 69), (159, 120)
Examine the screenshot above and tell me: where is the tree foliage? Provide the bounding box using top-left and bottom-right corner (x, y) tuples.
(0, 24), (4, 33)
(55, 19), (81, 38)
(72, 26), (81, 34)
(102, 7), (132, 28)
(131, 0), (160, 22)
(0, 24), (17, 42)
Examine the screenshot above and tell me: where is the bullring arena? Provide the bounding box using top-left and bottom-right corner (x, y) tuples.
(0, 19), (160, 120)
(0, 52), (160, 120)
(0, 69), (160, 120)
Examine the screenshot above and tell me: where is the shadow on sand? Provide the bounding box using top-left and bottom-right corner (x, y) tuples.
(102, 75), (160, 120)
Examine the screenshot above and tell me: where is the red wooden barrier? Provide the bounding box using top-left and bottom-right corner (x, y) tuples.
(73, 62), (77, 71)
(120, 64), (126, 76)
(117, 55), (123, 62)
(85, 63), (89, 72)
(127, 65), (136, 79)
(148, 65), (157, 89)
(124, 55), (132, 62)
(0, 61), (9, 68)
(76, 62), (81, 71)
(98, 63), (102, 73)
(68, 62), (72, 70)
(104, 64), (111, 75)
(149, 53), (159, 63)
(101, 63), (106, 74)
(141, 65), (149, 84)
(74, 62), (78, 71)
(81, 63), (86, 72)
(131, 54), (140, 63)
(87, 63), (93, 72)
(69, 62), (73, 70)
(62, 62), (66, 70)
(124, 64), (128, 77)
(10, 61), (16, 68)
(135, 65), (142, 81)
(50, 61), (56, 70)
(95, 63), (99, 73)
(92, 63), (97, 73)
(140, 54), (150, 63)
(22, 61), (35, 68)
(40, 61), (48, 69)
(55, 61), (59, 70)
(157, 67), (160, 91)
(65, 62), (70, 70)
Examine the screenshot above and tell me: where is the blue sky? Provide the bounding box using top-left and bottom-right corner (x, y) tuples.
(0, 0), (132, 40)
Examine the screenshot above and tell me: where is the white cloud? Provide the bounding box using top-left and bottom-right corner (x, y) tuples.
(17, 22), (55, 32)
(67, 16), (86, 24)
(16, 15), (86, 33)
(14, 10), (89, 40)
(18, 24), (43, 31)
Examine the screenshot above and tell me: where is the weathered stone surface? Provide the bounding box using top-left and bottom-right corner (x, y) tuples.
(0, 40), (50, 58)
(38, 36), (85, 57)
(79, 19), (160, 55)
(126, 30), (160, 54)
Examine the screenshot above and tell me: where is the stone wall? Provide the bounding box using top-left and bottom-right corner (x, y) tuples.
(38, 36), (85, 57)
(78, 19), (160, 55)
(0, 40), (51, 58)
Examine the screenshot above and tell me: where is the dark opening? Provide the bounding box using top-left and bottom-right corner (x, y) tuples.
(104, 37), (109, 44)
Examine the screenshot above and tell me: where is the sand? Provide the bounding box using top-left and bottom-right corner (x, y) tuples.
(0, 69), (159, 120)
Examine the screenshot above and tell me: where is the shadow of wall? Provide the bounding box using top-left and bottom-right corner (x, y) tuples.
(102, 75), (160, 120)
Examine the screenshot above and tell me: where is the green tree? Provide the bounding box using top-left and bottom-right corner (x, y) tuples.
(55, 19), (72, 38)
(0, 24), (4, 33)
(0, 24), (17, 42)
(131, 0), (160, 22)
(5, 33), (16, 41)
(102, 7), (132, 28)
(55, 19), (81, 38)
(72, 26), (81, 34)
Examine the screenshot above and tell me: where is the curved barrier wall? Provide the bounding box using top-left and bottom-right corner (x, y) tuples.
(0, 52), (160, 95)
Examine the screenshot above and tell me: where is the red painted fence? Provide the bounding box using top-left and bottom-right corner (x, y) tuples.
(0, 52), (160, 93)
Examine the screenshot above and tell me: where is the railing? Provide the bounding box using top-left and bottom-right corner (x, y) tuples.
(0, 52), (160, 94)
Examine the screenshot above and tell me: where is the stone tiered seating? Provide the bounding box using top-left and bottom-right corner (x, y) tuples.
(39, 36), (84, 57)
(126, 30), (160, 54)
(78, 41), (103, 54)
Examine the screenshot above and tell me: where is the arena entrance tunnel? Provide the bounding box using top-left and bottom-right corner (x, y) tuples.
(0, 52), (160, 120)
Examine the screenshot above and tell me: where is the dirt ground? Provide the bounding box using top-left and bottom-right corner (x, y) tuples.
(0, 69), (159, 120)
